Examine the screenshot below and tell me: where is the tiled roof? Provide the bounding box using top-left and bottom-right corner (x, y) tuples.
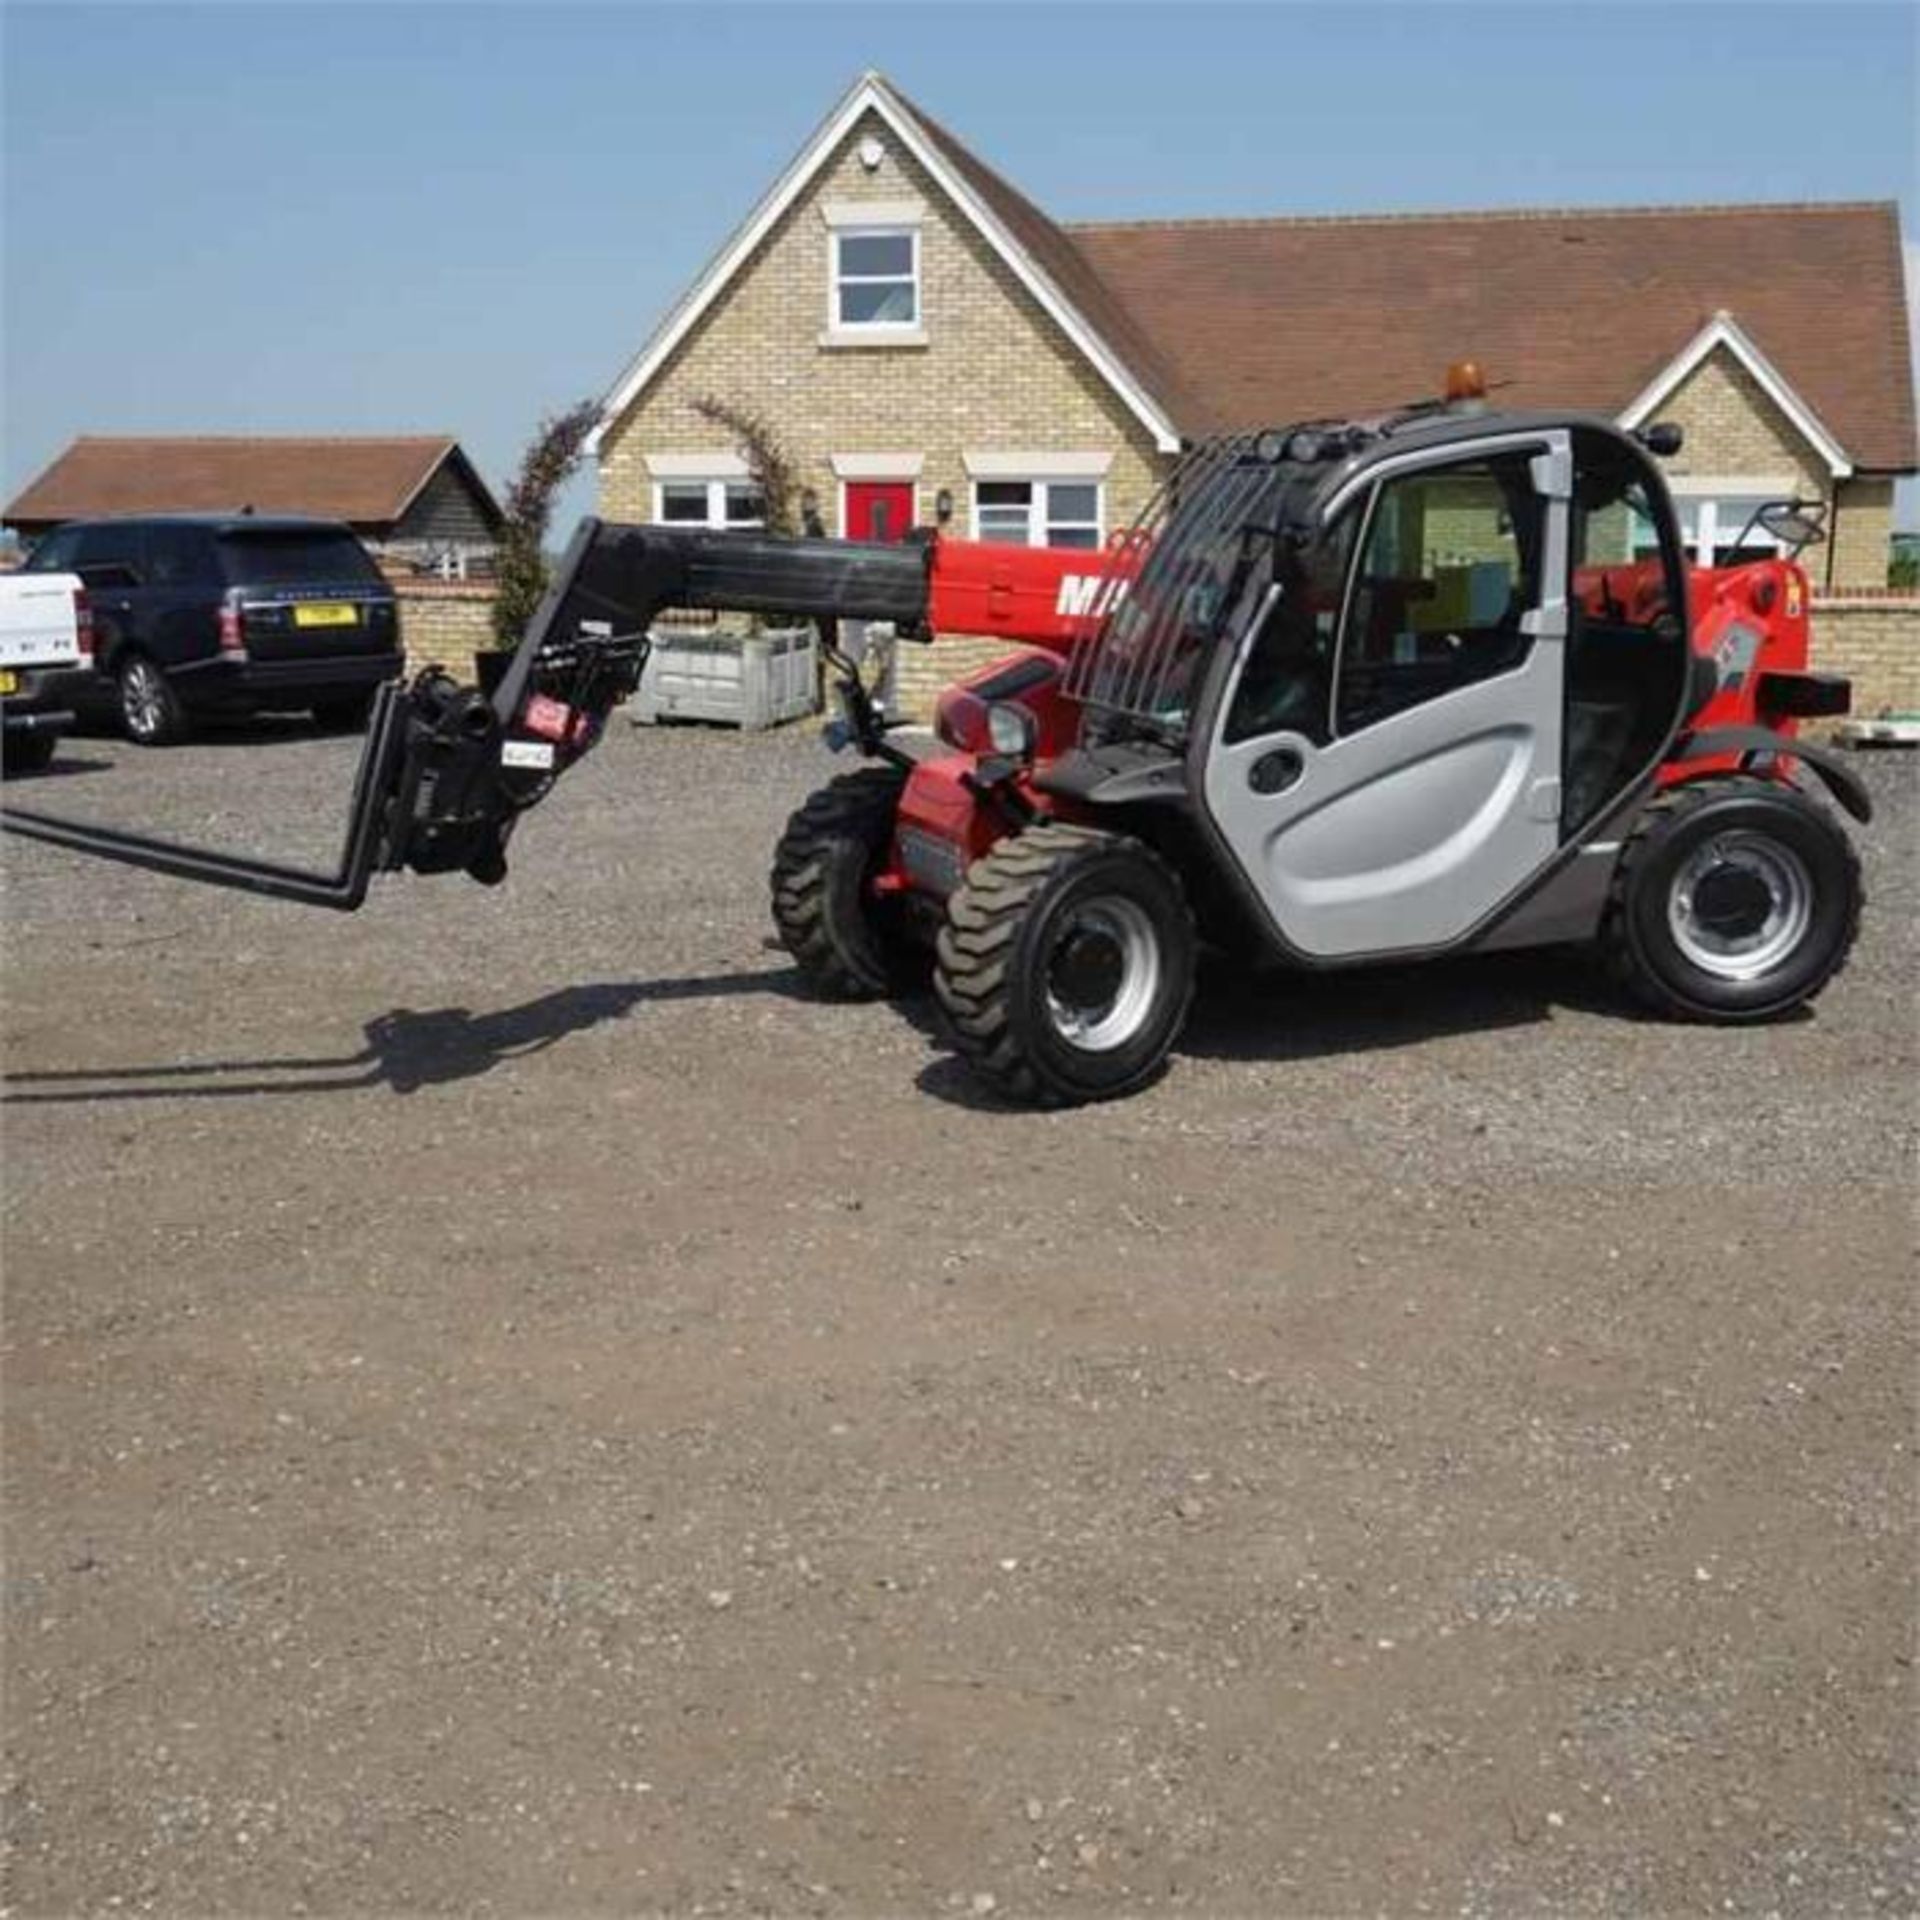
(881, 80), (1910, 470)
(5, 436), (504, 530)
(1065, 199), (1914, 469)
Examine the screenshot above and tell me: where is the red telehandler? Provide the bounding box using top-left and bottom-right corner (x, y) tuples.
(2, 374), (1870, 1105)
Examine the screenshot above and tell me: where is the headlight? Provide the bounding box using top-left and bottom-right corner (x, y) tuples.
(986, 701), (1037, 758)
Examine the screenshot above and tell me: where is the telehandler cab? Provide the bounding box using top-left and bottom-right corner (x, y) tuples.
(3, 370), (1870, 1106)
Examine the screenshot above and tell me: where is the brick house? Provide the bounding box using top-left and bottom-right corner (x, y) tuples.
(592, 72), (1917, 712)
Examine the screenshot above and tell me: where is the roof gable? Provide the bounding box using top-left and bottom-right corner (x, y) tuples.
(4, 436), (504, 532)
(588, 73), (1184, 454)
(1618, 310), (1851, 474)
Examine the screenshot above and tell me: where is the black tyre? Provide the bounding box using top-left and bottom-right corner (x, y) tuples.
(116, 653), (186, 746)
(313, 690), (376, 732)
(1, 730), (58, 776)
(935, 822), (1197, 1106)
(770, 766), (922, 998)
(1601, 774), (1861, 1022)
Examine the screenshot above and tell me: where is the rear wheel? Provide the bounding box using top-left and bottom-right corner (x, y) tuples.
(770, 766), (922, 998)
(116, 653), (186, 746)
(935, 822), (1196, 1106)
(1601, 774), (1861, 1021)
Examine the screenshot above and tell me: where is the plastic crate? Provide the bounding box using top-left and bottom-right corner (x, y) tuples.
(634, 626), (816, 730)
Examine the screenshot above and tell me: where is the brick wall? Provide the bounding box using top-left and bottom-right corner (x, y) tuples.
(598, 107), (1166, 543)
(1810, 592), (1920, 718)
(395, 581), (495, 682)
(1654, 347), (1826, 496)
(1827, 478), (1894, 592)
(891, 635), (1042, 718)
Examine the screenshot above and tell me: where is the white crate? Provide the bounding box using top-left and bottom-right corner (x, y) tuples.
(634, 626), (816, 730)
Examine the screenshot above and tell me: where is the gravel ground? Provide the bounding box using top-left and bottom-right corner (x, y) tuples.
(3, 717), (1915, 1916)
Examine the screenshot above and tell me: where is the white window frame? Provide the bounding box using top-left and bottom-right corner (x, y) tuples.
(650, 478), (766, 531)
(969, 477), (1105, 550)
(1636, 482), (1794, 567)
(829, 224), (920, 335)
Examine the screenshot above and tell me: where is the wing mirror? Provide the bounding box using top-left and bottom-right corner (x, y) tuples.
(1755, 500), (1827, 554)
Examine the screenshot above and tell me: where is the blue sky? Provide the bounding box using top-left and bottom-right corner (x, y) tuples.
(4, 1), (1916, 531)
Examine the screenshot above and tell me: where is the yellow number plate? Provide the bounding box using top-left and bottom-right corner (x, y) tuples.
(293, 603), (358, 629)
(0, 670), (17, 695)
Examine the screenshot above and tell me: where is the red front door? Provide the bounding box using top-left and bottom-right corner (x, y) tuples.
(845, 480), (915, 543)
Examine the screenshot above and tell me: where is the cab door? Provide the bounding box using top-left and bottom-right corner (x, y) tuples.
(1201, 432), (1572, 960)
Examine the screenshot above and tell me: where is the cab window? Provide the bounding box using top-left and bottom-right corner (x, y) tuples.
(1222, 513), (1359, 745)
(1335, 453), (1543, 734)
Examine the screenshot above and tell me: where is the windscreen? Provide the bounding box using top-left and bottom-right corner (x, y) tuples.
(218, 529), (383, 588)
(1062, 435), (1303, 736)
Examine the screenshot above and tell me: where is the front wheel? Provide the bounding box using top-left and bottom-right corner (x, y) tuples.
(1601, 774), (1862, 1021)
(116, 654), (186, 746)
(935, 822), (1197, 1106)
(770, 766), (923, 999)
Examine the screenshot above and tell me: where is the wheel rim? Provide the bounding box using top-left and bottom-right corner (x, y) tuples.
(1043, 896), (1161, 1052)
(1667, 832), (1814, 981)
(121, 661), (164, 738)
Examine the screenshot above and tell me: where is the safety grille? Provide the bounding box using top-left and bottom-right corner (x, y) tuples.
(1061, 433), (1280, 732)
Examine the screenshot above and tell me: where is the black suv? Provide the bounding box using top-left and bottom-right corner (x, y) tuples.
(24, 515), (403, 744)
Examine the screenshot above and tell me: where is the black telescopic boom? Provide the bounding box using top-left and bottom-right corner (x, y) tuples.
(1, 520), (936, 909)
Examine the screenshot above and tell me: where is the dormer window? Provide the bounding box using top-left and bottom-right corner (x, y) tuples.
(833, 227), (918, 330)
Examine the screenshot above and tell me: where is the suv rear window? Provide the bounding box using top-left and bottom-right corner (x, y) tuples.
(217, 529), (382, 588)
(147, 524), (220, 587)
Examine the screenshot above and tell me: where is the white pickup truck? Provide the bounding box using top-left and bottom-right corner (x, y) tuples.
(0, 570), (93, 773)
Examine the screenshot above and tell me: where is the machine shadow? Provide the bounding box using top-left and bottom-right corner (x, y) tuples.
(1, 968), (806, 1105)
(68, 712), (339, 748)
(1177, 946), (1619, 1061)
(6, 755), (115, 782)
(909, 946), (1628, 1110)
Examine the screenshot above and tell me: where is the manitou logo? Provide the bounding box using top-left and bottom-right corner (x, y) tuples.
(1055, 574), (1128, 620)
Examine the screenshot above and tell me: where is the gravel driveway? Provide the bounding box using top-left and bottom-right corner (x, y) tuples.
(3, 719), (1914, 1915)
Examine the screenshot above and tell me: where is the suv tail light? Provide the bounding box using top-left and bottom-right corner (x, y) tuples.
(72, 586), (95, 662)
(218, 597), (247, 657)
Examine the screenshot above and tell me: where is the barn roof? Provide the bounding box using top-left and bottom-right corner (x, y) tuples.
(5, 436), (505, 532)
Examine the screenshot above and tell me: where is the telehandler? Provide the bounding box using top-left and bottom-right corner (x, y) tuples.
(3, 369), (1870, 1105)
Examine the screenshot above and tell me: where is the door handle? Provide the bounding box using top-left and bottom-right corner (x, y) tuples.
(1248, 746), (1304, 795)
